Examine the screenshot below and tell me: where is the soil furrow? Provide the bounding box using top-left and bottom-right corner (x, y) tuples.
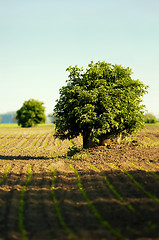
(22, 162), (54, 240)
(0, 135), (22, 150)
(52, 169), (111, 240)
(24, 177), (48, 238)
(0, 162), (29, 240)
(40, 165), (62, 239)
(0, 125), (159, 239)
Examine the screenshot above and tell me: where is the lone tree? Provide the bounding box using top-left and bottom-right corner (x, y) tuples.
(16, 99), (46, 127)
(54, 61), (148, 148)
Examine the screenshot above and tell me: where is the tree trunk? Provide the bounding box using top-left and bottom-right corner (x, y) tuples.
(98, 134), (115, 146)
(83, 133), (113, 148)
(83, 132), (96, 149)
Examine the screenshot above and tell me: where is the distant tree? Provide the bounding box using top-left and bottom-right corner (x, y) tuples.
(16, 99), (46, 127)
(47, 113), (54, 123)
(12, 113), (17, 123)
(54, 61), (148, 148)
(144, 113), (157, 123)
(0, 116), (2, 123)
(0, 112), (16, 123)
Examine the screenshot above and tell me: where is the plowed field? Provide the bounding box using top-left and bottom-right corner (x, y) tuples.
(0, 124), (159, 240)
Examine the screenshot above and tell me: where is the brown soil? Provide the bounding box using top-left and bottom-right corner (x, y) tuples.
(0, 124), (159, 240)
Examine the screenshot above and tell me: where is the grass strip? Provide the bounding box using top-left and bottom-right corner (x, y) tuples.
(108, 163), (159, 203)
(50, 167), (77, 240)
(19, 166), (32, 240)
(0, 123), (19, 128)
(69, 164), (127, 240)
(129, 162), (159, 180)
(89, 164), (137, 215)
(0, 166), (11, 185)
(0, 134), (21, 149)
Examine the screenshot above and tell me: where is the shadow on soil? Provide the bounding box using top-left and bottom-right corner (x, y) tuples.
(0, 169), (159, 240)
(0, 154), (49, 160)
(0, 146), (81, 160)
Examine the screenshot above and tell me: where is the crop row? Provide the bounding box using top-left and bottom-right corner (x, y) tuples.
(0, 162), (159, 239)
(0, 165), (11, 184)
(0, 134), (14, 142)
(69, 164), (126, 240)
(0, 134), (22, 149)
(108, 163), (159, 203)
(0, 132), (78, 154)
(50, 167), (77, 240)
(19, 166), (32, 240)
(0, 133), (54, 151)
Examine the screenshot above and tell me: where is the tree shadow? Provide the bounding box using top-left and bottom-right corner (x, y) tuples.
(0, 154), (49, 161)
(0, 168), (159, 240)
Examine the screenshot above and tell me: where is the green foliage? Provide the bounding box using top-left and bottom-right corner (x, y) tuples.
(66, 145), (80, 157)
(144, 113), (157, 124)
(54, 61), (148, 148)
(16, 99), (46, 127)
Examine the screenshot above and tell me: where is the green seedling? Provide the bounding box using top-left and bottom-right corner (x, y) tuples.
(1, 134), (34, 152)
(37, 132), (54, 149)
(0, 134), (21, 149)
(57, 139), (61, 147)
(19, 165), (32, 240)
(50, 167), (77, 240)
(129, 162), (159, 180)
(27, 133), (44, 149)
(90, 164), (158, 232)
(69, 164), (127, 240)
(108, 163), (159, 203)
(143, 136), (159, 145)
(0, 165), (11, 185)
(89, 164), (137, 215)
(69, 139), (74, 147)
(0, 134), (13, 142)
(147, 160), (159, 170)
(148, 161), (154, 166)
(79, 134), (83, 144)
(17, 134), (34, 149)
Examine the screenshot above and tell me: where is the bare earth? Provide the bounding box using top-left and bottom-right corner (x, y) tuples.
(0, 124), (159, 240)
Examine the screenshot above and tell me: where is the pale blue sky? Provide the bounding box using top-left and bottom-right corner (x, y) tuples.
(0, 0), (159, 116)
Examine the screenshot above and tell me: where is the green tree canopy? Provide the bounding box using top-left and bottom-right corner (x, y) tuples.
(144, 113), (157, 124)
(16, 99), (46, 127)
(54, 61), (148, 148)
